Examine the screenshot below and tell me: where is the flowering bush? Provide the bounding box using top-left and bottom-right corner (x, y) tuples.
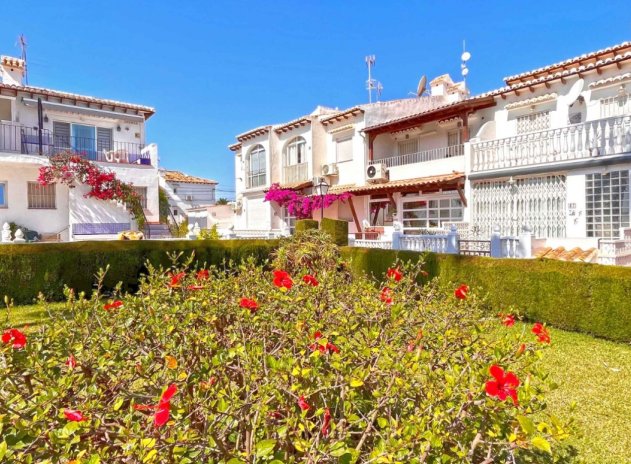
(0, 233), (571, 462)
(38, 151), (145, 228)
(264, 183), (352, 219)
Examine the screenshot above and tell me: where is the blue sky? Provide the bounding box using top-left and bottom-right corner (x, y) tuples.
(2, 0), (631, 199)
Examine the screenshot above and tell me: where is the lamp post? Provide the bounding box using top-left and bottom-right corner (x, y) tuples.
(314, 177), (330, 222)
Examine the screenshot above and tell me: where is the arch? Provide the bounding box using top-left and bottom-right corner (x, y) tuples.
(246, 144), (266, 188)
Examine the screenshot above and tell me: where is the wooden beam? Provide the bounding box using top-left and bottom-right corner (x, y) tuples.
(386, 192), (396, 209)
(456, 183), (468, 208)
(348, 196), (362, 233)
(461, 112), (470, 142)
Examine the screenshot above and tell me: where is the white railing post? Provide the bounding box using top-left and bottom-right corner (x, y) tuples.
(392, 230), (402, 250)
(490, 225), (502, 258)
(517, 225), (533, 258)
(446, 225), (459, 254)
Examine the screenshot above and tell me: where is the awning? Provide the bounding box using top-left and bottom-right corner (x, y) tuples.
(22, 98), (145, 123)
(328, 172), (464, 195)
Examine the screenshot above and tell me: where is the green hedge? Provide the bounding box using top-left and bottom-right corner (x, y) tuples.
(295, 219), (319, 232)
(341, 247), (631, 342)
(321, 218), (349, 246)
(0, 240), (278, 304)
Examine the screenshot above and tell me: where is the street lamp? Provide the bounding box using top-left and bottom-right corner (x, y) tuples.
(314, 177), (330, 221)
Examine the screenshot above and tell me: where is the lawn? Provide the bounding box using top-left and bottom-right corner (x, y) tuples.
(2, 305), (630, 463)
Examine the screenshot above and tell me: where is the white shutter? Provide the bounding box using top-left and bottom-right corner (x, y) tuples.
(336, 137), (353, 162)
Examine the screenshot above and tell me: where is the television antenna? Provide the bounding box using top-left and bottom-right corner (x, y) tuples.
(365, 55), (383, 103)
(17, 34), (28, 85)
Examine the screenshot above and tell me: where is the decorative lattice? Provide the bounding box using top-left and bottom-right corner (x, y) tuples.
(517, 111), (550, 134)
(472, 175), (566, 238)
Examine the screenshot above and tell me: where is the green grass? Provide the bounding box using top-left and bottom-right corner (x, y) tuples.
(1, 306), (630, 462)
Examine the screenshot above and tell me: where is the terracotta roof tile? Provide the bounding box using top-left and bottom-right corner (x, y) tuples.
(236, 125), (271, 142)
(536, 246), (598, 262)
(328, 172), (464, 195)
(161, 170), (217, 185)
(1, 56), (25, 68)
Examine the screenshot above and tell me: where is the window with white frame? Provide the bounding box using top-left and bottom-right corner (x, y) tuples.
(368, 195), (394, 226)
(284, 137), (307, 166)
(447, 129), (463, 157)
(516, 111), (550, 134)
(402, 194), (463, 233)
(586, 171), (630, 238)
(0, 182), (7, 207)
(132, 186), (148, 209)
(282, 206), (296, 234)
(335, 136), (353, 162)
(397, 138), (419, 157)
(247, 144), (266, 188)
(600, 94), (631, 118)
(27, 182), (56, 209)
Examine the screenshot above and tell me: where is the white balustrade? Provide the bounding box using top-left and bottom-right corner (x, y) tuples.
(282, 163), (309, 183)
(353, 239), (393, 249)
(399, 235), (449, 253)
(376, 145), (464, 168)
(471, 115), (631, 172)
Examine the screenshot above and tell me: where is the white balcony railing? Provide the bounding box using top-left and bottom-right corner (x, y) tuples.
(282, 162), (309, 183)
(375, 145), (464, 168)
(471, 115), (631, 172)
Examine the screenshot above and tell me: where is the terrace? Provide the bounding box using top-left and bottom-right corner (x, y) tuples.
(0, 121), (151, 166)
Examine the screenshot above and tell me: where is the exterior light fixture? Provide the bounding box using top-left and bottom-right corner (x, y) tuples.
(314, 177), (330, 221)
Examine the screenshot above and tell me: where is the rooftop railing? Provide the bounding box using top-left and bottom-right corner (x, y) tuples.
(374, 144), (464, 168)
(0, 122), (150, 166)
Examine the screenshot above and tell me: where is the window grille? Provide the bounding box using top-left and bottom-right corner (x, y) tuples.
(600, 95), (631, 118)
(516, 111), (550, 134)
(27, 182), (56, 209)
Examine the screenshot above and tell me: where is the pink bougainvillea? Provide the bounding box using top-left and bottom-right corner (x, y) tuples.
(264, 183), (352, 219)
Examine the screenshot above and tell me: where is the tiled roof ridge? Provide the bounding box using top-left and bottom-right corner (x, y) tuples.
(162, 169), (218, 185)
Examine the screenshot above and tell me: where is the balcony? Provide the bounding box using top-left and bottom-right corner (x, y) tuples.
(0, 122), (151, 166)
(375, 144), (464, 168)
(282, 162), (309, 183)
(471, 115), (631, 173)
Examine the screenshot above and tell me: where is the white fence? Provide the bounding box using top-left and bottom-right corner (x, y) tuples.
(598, 228), (631, 266)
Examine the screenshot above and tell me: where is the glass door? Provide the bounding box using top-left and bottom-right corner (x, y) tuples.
(71, 124), (96, 160)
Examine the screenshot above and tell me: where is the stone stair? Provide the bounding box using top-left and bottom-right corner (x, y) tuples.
(144, 222), (172, 239)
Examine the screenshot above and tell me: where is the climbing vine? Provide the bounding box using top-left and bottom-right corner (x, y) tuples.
(264, 183), (352, 219)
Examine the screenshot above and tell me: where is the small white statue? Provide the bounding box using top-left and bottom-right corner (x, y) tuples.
(1, 223), (11, 243)
(13, 228), (26, 243)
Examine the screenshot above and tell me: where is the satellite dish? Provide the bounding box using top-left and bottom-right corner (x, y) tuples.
(461, 51), (471, 62)
(416, 75), (427, 97)
(475, 121), (496, 141)
(461, 68), (469, 77)
(561, 78), (584, 106)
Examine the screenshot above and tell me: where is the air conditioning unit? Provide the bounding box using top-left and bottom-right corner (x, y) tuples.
(321, 163), (339, 176)
(366, 163), (388, 183)
(185, 195), (193, 201)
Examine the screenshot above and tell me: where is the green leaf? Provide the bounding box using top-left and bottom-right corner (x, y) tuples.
(531, 436), (552, 454)
(143, 449), (158, 462)
(517, 415), (535, 435)
(255, 439), (276, 457)
(113, 397), (125, 411)
(0, 441), (7, 460)
(350, 378), (364, 387)
(141, 438), (156, 449)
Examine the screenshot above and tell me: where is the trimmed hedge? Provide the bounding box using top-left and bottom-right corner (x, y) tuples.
(0, 239), (278, 304)
(341, 247), (631, 342)
(321, 218), (349, 246)
(295, 219), (319, 232)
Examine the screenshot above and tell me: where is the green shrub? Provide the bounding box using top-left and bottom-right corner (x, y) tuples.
(295, 219), (318, 232)
(0, 235), (570, 462)
(0, 239), (278, 304)
(341, 247), (631, 342)
(198, 224), (221, 240)
(320, 218), (348, 246)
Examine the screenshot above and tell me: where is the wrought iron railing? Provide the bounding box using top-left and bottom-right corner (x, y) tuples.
(374, 144), (464, 168)
(0, 122), (150, 165)
(471, 115), (631, 172)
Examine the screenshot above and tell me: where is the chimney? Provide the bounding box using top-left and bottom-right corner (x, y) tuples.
(0, 56), (26, 86)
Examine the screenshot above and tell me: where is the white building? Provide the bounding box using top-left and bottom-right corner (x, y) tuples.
(159, 169), (217, 223)
(230, 41), (631, 264)
(0, 54), (159, 241)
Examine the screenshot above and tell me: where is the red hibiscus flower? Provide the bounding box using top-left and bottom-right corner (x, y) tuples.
(154, 401), (171, 427)
(485, 365), (520, 406)
(196, 269), (209, 281)
(240, 297), (259, 313)
(186, 285), (204, 291)
(66, 354), (77, 369)
(297, 395), (311, 411)
(516, 343), (526, 356)
(322, 407), (331, 436)
(160, 384), (178, 403)
(380, 287), (393, 304)
(168, 272), (186, 288)
(302, 274), (319, 286)
(532, 322), (551, 344)
(454, 284), (470, 300)
(64, 409), (86, 422)
(308, 331), (340, 354)
(272, 270), (293, 290)
(501, 314), (515, 327)
(135, 384), (178, 428)
(103, 300), (123, 311)
(387, 267), (402, 282)
(2, 328), (26, 349)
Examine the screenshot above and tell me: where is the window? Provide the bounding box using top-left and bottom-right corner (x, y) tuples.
(397, 138), (419, 157)
(97, 127), (113, 152)
(368, 195), (394, 227)
(284, 137), (307, 166)
(132, 186), (148, 209)
(247, 144), (266, 188)
(586, 171), (630, 238)
(516, 111), (550, 134)
(447, 130), (463, 157)
(335, 137), (353, 162)
(402, 195), (463, 233)
(282, 206), (296, 234)
(27, 182), (56, 209)
(0, 182), (7, 207)
(600, 95), (631, 118)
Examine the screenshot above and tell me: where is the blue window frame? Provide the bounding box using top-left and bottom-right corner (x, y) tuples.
(71, 124), (97, 160)
(0, 182), (6, 207)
